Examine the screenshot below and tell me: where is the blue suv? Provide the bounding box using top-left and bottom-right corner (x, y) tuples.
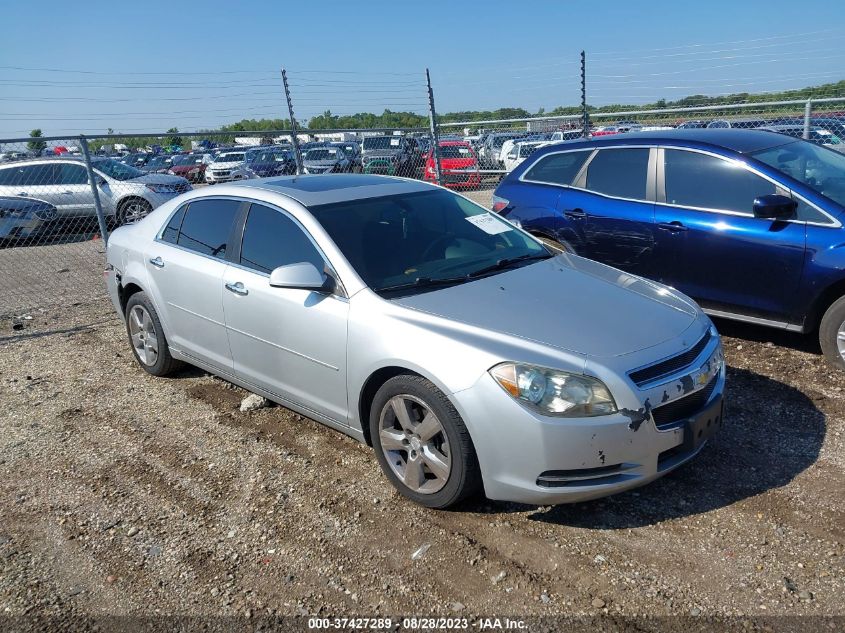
(493, 129), (845, 369)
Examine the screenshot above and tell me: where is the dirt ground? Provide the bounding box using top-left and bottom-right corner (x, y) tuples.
(0, 289), (843, 630)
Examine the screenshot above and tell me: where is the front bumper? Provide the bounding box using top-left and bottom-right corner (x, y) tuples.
(450, 349), (726, 505)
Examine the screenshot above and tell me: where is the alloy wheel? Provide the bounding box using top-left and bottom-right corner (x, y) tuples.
(128, 305), (159, 366)
(838, 319), (845, 361)
(378, 394), (451, 494)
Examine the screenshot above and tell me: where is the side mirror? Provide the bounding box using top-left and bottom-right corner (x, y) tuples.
(753, 194), (797, 220)
(269, 262), (334, 293)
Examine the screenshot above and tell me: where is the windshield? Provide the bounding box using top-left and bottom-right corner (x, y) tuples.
(146, 156), (171, 167)
(215, 153), (244, 163)
(309, 189), (546, 294)
(305, 148), (340, 161)
(750, 139), (845, 208)
(255, 150), (290, 162)
(439, 145), (474, 159)
(94, 159), (144, 181)
(363, 136), (402, 151)
(172, 155), (201, 166)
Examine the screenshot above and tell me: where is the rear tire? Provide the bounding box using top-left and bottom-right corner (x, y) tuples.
(125, 291), (180, 376)
(370, 375), (482, 509)
(819, 295), (845, 371)
(117, 198), (152, 226)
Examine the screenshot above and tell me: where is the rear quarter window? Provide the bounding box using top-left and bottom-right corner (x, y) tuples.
(522, 150), (591, 186)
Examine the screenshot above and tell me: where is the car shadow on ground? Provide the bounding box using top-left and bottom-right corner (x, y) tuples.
(463, 365), (825, 528)
(712, 316), (820, 355)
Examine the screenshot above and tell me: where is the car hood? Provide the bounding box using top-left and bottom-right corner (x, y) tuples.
(209, 161), (243, 170)
(126, 173), (188, 185)
(363, 150), (401, 159)
(304, 159), (340, 167)
(441, 158), (477, 170)
(392, 254), (699, 359)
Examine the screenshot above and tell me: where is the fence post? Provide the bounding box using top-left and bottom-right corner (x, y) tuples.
(425, 68), (443, 187)
(581, 51), (589, 138)
(803, 99), (813, 140)
(281, 68), (304, 175)
(80, 136), (110, 245)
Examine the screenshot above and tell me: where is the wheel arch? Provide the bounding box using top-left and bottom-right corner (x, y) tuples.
(807, 277), (845, 333)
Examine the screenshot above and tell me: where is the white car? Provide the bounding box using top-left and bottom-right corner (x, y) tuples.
(205, 151), (256, 184)
(503, 141), (549, 173)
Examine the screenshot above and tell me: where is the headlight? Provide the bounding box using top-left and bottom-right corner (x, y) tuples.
(490, 363), (617, 417)
(145, 184), (180, 194)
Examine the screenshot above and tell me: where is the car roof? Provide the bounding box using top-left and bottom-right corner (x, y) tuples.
(548, 129), (796, 154)
(229, 174), (433, 206)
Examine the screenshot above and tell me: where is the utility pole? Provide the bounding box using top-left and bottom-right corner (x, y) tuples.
(426, 68), (443, 186)
(581, 51), (589, 138)
(281, 68), (304, 175)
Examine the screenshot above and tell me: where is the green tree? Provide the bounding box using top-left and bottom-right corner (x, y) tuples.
(27, 129), (46, 154)
(166, 127), (183, 148)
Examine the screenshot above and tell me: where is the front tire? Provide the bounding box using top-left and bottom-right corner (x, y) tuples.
(819, 295), (845, 370)
(125, 292), (180, 376)
(370, 375), (482, 509)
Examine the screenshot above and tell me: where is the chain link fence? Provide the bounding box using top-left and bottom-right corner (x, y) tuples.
(2, 96), (844, 323)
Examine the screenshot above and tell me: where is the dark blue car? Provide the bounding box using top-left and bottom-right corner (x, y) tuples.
(493, 129), (845, 369)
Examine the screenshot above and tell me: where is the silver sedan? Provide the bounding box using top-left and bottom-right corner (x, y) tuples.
(105, 175), (726, 509)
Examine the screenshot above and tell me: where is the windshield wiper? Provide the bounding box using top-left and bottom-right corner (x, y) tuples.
(375, 276), (468, 295)
(467, 253), (552, 279)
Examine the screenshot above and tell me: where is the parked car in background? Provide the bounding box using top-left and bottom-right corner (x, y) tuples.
(329, 142), (363, 173)
(302, 147), (351, 174)
(503, 140), (548, 173)
(706, 118), (767, 129)
(676, 120), (709, 129)
(0, 196), (57, 244)
(248, 148), (297, 178)
(493, 129), (845, 369)
(478, 132), (527, 169)
(361, 136), (413, 175)
(140, 155), (174, 174)
(168, 154), (210, 184)
(759, 125), (844, 151)
(205, 151), (256, 184)
(774, 117), (845, 139)
(105, 174), (724, 508)
(120, 153), (150, 168)
(0, 157), (190, 225)
(549, 130), (585, 142)
(424, 141), (481, 189)
(499, 135), (550, 166)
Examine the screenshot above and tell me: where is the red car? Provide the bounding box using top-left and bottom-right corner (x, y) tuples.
(168, 154), (208, 184)
(424, 141), (481, 189)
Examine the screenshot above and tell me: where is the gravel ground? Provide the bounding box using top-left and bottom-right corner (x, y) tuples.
(0, 296), (843, 626)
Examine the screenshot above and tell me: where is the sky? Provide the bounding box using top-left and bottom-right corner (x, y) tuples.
(1, 0), (844, 138)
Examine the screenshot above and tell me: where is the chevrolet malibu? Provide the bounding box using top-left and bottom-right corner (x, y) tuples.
(105, 175), (725, 509)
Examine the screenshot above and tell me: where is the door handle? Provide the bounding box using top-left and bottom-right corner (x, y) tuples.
(149, 256), (165, 268)
(564, 208), (586, 220)
(16, 192), (28, 197)
(225, 281), (248, 296)
(657, 221), (688, 232)
(62, 190), (74, 195)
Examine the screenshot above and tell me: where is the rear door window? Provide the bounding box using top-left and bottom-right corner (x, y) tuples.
(176, 198), (240, 259)
(522, 150), (591, 186)
(584, 148), (650, 200)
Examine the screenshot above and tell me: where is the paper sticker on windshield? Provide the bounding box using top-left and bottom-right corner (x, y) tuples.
(465, 214), (512, 235)
(390, 138), (400, 146)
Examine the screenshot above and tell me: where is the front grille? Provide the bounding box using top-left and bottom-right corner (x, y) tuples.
(629, 331), (712, 387)
(651, 374), (718, 428)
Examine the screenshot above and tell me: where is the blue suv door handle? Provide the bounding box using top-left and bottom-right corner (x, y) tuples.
(564, 208), (586, 220)
(657, 221), (688, 232)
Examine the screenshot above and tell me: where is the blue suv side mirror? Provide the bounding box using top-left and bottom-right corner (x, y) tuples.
(753, 194), (797, 220)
